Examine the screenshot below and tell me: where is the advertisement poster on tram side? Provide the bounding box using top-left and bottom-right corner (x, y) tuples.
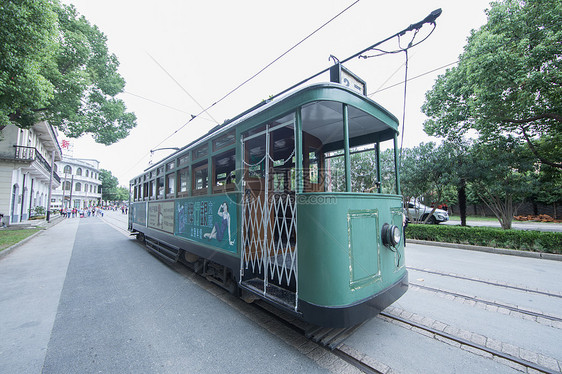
(147, 201), (175, 233)
(175, 194), (238, 253)
(132, 202), (147, 226)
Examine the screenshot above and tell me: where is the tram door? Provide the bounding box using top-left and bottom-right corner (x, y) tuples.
(240, 119), (298, 311)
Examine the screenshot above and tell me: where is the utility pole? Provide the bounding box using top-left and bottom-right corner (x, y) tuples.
(46, 150), (55, 222)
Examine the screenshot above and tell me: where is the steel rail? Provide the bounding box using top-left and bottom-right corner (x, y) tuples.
(380, 311), (558, 374)
(410, 282), (562, 323)
(252, 300), (386, 374)
(408, 266), (562, 299)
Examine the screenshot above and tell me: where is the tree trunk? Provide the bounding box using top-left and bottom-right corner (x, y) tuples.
(458, 179), (467, 226)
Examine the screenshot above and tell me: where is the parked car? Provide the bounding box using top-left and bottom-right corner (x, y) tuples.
(405, 202), (449, 224)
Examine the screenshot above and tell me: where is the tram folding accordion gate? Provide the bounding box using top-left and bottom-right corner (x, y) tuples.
(240, 122), (298, 311)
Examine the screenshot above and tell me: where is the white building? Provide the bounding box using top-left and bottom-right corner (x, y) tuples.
(0, 122), (62, 224)
(51, 157), (102, 210)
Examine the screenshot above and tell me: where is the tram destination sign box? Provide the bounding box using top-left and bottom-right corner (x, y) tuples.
(330, 64), (367, 95)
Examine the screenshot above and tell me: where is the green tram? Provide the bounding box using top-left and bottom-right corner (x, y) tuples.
(129, 82), (408, 328)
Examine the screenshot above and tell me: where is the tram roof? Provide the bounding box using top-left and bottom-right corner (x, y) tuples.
(140, 83), (399, 175)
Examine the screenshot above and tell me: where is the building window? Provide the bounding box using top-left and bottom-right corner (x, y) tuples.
(76, 168), (82, 176)
(63, 181), (71, 191)
(86, 170), (89, 177)
(75, 182), (82, 192)
(64, 165), (72, 174)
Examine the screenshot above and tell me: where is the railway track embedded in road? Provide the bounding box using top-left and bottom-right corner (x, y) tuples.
(408, 266), (562, 299)
(379, 311), (559, 374)
(252, 300), (389, 374)
(409, 282), (562, 325)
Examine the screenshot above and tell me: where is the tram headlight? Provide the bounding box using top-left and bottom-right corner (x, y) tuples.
(382, 223), (401, 247)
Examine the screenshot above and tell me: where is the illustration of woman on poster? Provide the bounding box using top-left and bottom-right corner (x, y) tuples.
(204, 202), (234, 245)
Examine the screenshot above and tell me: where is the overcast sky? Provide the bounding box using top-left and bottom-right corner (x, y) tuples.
(61, 0), (492, 186)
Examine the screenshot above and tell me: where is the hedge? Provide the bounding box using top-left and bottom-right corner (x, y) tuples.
(405, 224), (562, 254)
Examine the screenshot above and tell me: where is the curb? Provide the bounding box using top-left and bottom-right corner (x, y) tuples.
(408, 239), (562, 262)
(0, 215), (65, 260)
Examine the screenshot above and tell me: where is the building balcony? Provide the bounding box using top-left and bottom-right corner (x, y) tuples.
(11, 146), (61, 185)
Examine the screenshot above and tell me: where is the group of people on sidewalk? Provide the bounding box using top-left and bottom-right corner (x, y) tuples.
(60, 207), (104, 218)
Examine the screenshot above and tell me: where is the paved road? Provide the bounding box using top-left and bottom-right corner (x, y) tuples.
(2, 211), (560, 373)
(0, 215), (331, 374)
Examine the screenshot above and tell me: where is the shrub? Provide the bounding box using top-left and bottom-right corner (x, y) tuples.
(405, 224), (562, 254)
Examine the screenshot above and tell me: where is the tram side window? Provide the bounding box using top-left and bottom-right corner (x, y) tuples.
(166, 173), (175, 198)
(270, 122), (295, 193)
(192, 162), (208, 196)
(213, 149), (236, 194)
(156, 177), (165, 199)
(149, 179), (155, 199)
(143, 181), (148, 200)
(177, 167), (189, 196)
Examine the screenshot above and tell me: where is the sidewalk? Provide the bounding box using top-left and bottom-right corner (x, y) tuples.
(0, 215), (66, 260)
(0, 218), (79, 373)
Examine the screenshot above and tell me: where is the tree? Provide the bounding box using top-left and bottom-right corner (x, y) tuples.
(0, 1), (57, 128)
(532, 163), (562, 219)
(396, 142), (458, 223)
(468, 137), (535, 229)
(99, 168), (118, 201)
(0, 0), (136, 144)
(114, 186), (130, 202)
(422, 0), (562, 169)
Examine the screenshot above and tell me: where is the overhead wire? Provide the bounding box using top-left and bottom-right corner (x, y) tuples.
(149, 0), (362, 152)
(123, 90), (216, 122)
(369, 18), (554, 96)
(147, 53), (219, 125)
(118, 0), (363, 179)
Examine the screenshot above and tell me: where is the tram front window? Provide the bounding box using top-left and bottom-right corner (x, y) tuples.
(301, 101), (345, 192)
(301, 101), (397, 194)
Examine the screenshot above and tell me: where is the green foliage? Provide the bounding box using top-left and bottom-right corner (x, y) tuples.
(0, 0), (136, 144)
(0, 0), (57, 128)
(99, 169), (129, 202)
(469, 138), (535, 228)
(99, 168), (118, 201)
(422, 0), (562, 169)
(115, 186), (130, 202)
(406, 224), (562, 254)
(33, 206), (46, 216)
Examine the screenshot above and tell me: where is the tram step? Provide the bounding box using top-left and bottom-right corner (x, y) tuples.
(145, 237), (180, 262)
(241, 278), (296, 312)
(305, 321), (366, 350)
